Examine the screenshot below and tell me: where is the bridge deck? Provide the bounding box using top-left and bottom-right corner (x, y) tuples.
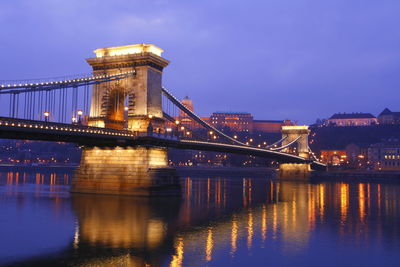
(0, 117), (326, 170)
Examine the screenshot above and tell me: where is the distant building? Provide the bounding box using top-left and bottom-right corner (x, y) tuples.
(179, 96), (194, 126)
(253, 120), (293, 133)
(180, 96), (194, 114)
(176, 97), (292, 133)
(369, 139), (400, 170)
(210, 112), (253, 132)
(378, 108), (400, 125)
(320, 150), (347, 165)
(345, 143), (369, 162)
(328, 112), (377, 126)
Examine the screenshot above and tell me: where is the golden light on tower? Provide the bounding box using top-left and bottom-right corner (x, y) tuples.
(94, 44), (164, 58)
(43, 112), (50, 122)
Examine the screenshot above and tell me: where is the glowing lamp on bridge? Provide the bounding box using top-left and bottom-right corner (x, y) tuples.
(93, 44), (164, 58)
(77, 110), (83, 124)
(175, 120), (180, 125)
(43, 112), (50, 122)
(148, 114), (154, 119)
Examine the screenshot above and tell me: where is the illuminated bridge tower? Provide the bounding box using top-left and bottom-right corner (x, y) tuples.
(87, 43), (168, 132)
(72, 44), (179, 196)
(279, 126), (312, 179)
(281, 126), (310, 159)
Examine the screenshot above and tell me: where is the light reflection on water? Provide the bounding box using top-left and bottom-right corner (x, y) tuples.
(1, 169), (400, 266)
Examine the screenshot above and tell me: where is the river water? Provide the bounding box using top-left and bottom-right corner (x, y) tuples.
(1, 169), (400, 266)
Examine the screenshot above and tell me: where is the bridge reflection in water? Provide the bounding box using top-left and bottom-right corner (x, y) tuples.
(2, 172), (400, 266)
(72, 178), (400, 266)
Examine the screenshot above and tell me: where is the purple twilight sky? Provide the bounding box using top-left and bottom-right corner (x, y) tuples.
(1, 0), (399, 124)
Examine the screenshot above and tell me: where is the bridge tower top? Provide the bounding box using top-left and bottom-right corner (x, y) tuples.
(86, 44), (169, 132)
(93, 43), (164, 58)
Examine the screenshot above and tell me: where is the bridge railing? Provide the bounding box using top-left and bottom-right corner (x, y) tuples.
(0, 117), (135, 137)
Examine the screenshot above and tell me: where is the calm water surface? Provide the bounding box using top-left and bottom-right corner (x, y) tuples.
(1, 169), (400, 266)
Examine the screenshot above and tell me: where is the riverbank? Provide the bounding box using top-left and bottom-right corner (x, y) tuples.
(312, 170), (400, 182)
(0, 164), (77, 172)
(0, 164), (276, 177)
(175, 166), (276, 177)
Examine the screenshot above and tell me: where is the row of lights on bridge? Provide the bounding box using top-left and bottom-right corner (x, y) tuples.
(0, 71), (135, 88)
(0, 120), (133, 137)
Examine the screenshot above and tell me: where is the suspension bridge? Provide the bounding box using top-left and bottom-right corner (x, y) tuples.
(0, 44), (325, 195)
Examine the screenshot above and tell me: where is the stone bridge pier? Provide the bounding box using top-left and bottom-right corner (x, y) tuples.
(72, 44), (180, 196)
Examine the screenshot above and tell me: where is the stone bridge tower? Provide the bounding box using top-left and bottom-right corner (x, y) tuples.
(86, 44), (169, 132)
(72, 44), (179, 196)
(279, 126), (311, 179)
(281, 126), (310, 159)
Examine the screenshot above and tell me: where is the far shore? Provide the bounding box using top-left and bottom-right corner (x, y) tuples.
(313, 169), (400, 182)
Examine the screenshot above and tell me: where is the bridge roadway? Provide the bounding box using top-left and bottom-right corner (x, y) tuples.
(0, 117), (325, 170)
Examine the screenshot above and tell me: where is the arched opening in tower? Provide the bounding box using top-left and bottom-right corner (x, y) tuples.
(105, 87), (128, 130)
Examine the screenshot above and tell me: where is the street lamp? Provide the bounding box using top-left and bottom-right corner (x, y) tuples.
(174, 120), (180, 138)
(72, 117), (77, 124)
(43, 112), (50, 122)
(77, 110), (83, 124)
(147, 114), (154, 134)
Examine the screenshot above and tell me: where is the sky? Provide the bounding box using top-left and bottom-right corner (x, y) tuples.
(0, 0), (400, 124)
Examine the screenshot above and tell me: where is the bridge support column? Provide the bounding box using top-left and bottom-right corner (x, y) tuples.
(72, 146), (180, 196)
(278, 163), (311, 180)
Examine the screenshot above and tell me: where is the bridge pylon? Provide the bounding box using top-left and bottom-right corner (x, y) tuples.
(281, 125), (310, 159)
(86, 43), (169, 133)
(279, 125), (312, 179)
(72, 44), (180, 196)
